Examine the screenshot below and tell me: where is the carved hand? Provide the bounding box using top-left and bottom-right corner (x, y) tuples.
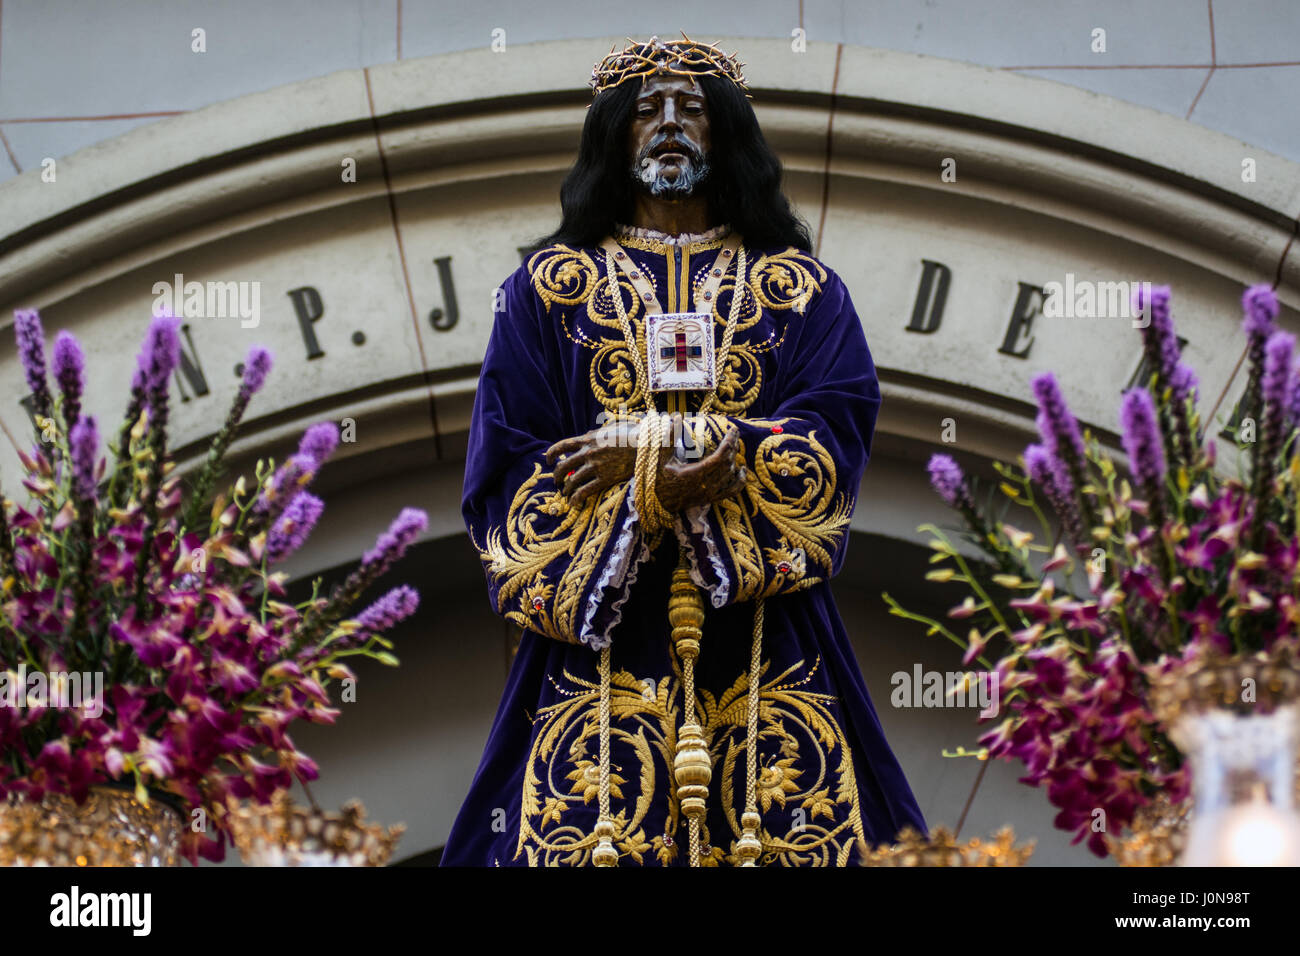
(656, 424), (747, 512)
(546, 416), (746, 512)
(546, 419), (641, 508)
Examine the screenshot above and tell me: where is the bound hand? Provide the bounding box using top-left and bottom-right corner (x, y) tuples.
(657, 425), (747, 512)
(545, 417), (746, 512)
(546, 419), (643, 508)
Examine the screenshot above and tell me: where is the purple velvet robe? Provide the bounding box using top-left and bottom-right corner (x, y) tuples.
(441, 232), (925, 866)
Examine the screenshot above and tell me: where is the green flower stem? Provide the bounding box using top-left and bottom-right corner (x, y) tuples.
(182, 388), (256, 532)
(106, 398), (145, 511)
(920, 523), (1024, 641)
(882, 592), (996, 672)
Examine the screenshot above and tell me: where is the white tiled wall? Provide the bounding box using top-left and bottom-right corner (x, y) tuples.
(0, 0), (1296, 182)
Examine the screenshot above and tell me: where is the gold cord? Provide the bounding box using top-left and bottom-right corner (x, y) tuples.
(735, 598), (765, 866)
(633, 412), (674, 534)
(605, 250), (654, 417)
(695, 246), (747, 417)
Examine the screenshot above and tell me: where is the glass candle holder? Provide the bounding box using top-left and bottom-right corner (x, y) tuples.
(1174, 704), (1300, 867)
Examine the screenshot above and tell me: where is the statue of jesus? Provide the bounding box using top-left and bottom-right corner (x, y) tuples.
(441, 34), (925, 867)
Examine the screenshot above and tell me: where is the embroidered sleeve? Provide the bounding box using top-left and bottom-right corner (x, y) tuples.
(675, 268), (879, 606)
(463, 264), (638, 649)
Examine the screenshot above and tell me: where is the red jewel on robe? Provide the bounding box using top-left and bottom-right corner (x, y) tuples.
(771, 425), (783, 434)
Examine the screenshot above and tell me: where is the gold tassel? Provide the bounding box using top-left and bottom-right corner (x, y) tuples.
(669, 555), (710, 866)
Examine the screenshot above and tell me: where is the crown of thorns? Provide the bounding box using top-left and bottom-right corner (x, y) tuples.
(589, 33), (750, 99)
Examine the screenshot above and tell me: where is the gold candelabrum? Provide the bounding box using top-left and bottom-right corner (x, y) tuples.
(0, 785), (183, 867)
(1104, 792), (1191, 867)
(1147, 639), (1300, 725)
(226, 791), (405, 867)
(858, 825), (1035, 867)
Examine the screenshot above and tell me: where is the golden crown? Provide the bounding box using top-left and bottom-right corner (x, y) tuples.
(589, 33), (750, 99)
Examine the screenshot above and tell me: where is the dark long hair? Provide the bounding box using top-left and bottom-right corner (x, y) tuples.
(525, 74), (812, 255)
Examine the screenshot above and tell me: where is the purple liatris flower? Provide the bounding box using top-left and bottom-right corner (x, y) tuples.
(356, 585), (420, 632)
(1240, 284), (1282, 469)
(266, 491), (324, 564)
(1031, 372), (1097, 526)
(242, 346), (272, 396)
(295, 508), (428, 645)
(926, 453), (973, 509)
(1024, 442), (1071, 507)
(178, 343), (275, 531)
(1262, 331), (1295, 421)
(1025, 442), (1083, 546)
(1031, 372), (1086, 465)
(1120, 388), (1166, 498)
(1023, 444), (1056, 496)
(52, 330), (86, 427)
(136, 312), (182, 398)
(69, 415), (99, 502)
(1170, 361), (1198, 404)
(254, 452), (318, 519)
(298, 422), (340, 467)
(1242, 283), (1279, 339)
(1288, 357), (1300, 427)
(362, 507), (429, 573)
(13, 309), (52, 421)
(1257, 330), (1295, 480)
(1134, 284), (1179, 383)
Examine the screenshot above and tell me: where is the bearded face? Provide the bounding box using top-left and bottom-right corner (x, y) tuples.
(625, 72), (712, 200)
(631, 134), (712, 199)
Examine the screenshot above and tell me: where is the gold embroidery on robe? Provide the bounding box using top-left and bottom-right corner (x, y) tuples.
(527, 244), (601, 312)
(477, 470), (626, 645)
(524, 242), (828, 419)
(516, 649), (867, 866)
(691, 414), (854, 602)
(748, 247), (827, 316)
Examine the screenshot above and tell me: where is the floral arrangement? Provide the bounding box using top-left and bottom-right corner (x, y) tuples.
(884, 283), (1300, 857)
(1, 308), (426, 862)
